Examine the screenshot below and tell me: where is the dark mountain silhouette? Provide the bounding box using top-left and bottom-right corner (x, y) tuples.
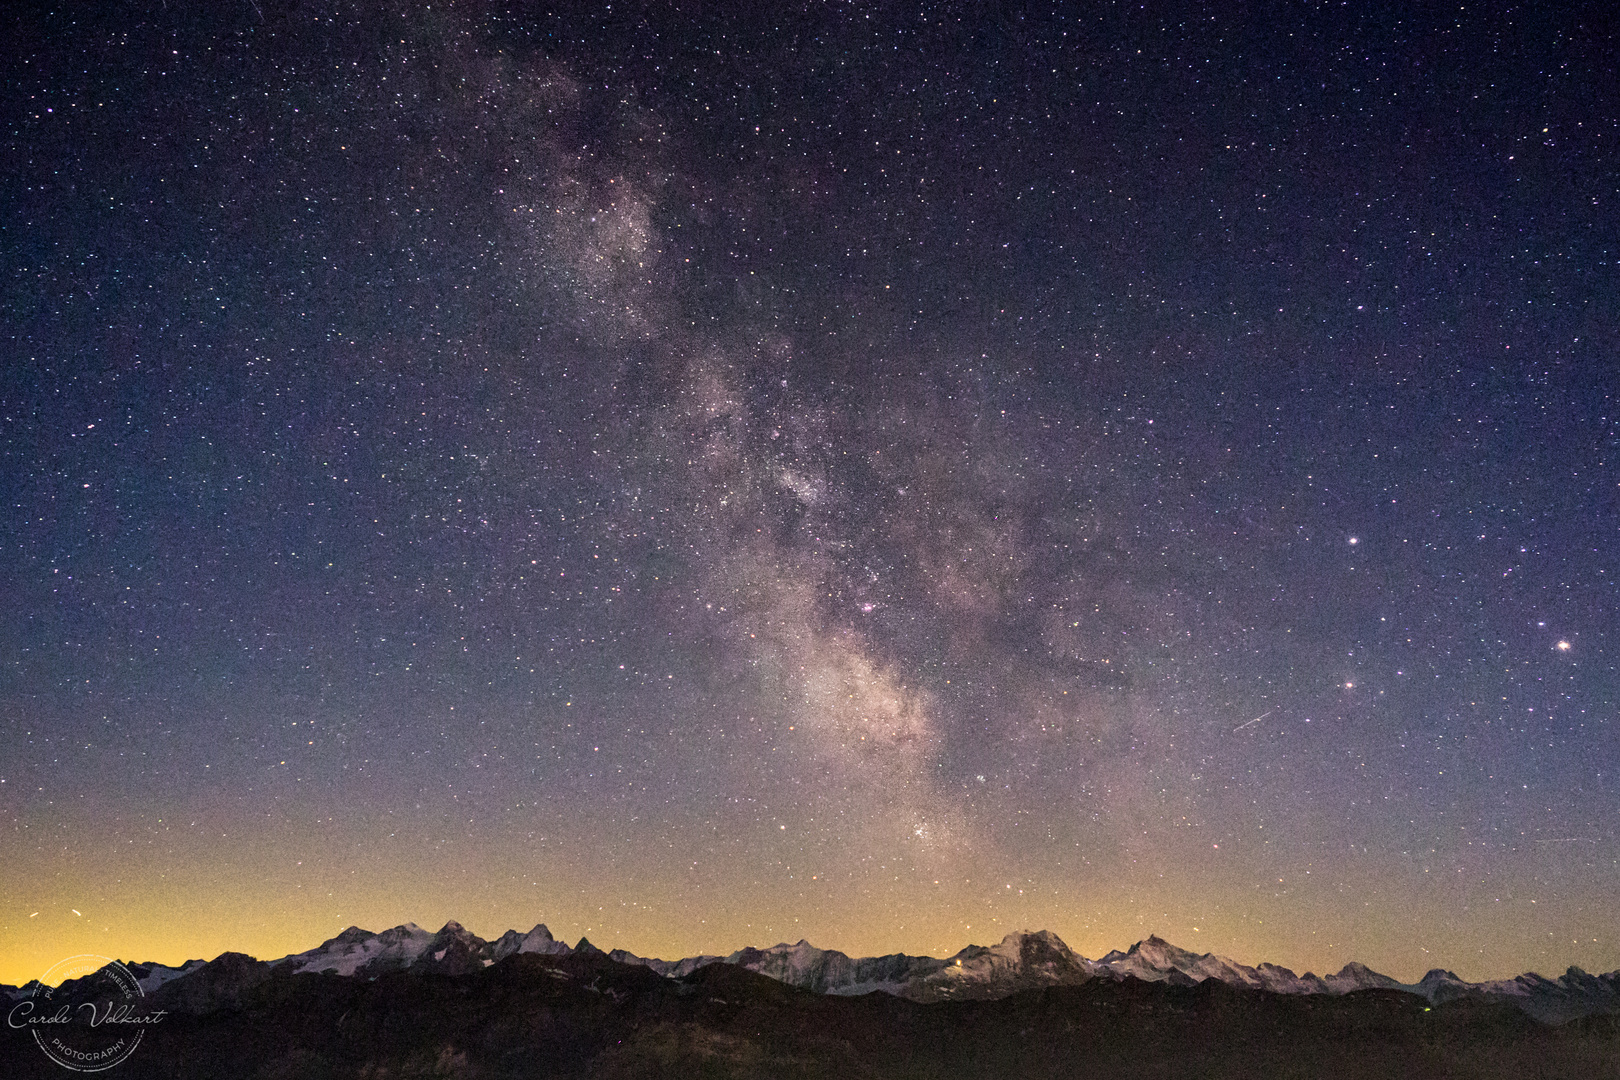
(4, 946), (1618, 1079)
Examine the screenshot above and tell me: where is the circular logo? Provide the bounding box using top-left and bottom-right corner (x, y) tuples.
(8, 955), (164, 1072)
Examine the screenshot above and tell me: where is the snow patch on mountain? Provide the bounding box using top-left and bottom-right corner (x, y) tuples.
(1413, 965), (1620, 1024)
(129, 958), (209, 993)
(493, 923), (572, 961)
(273, 922), (437, 978)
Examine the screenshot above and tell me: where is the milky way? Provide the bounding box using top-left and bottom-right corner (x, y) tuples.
(3, 2), (1617, 984)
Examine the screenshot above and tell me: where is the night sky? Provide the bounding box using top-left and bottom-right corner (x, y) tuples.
(4, 2), (1618, 987)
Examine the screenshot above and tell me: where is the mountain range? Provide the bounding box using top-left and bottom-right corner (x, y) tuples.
(6, 925), (1620, 1079)
(10, 922), (1614, 1026)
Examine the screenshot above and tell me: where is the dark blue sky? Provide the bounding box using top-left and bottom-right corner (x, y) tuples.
(3, 1), (1616, 983)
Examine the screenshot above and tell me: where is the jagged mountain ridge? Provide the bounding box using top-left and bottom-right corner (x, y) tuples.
(1094, 934), (1407, 995)
(9, 948), (1616, 1080)
(7, 923), (1617, 1024)
(682, 927), (1097, 1003)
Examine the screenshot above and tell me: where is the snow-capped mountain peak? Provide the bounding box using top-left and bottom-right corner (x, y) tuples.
(926, 929), (1093, 1000)
(1323, 961), (1405, 994)
(415, 920), (497, 975)
(492, 923), (571, 961)
(274, 921), (437, 978)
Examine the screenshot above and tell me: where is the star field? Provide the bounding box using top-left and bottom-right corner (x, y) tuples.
(2, 1), (1617, 985)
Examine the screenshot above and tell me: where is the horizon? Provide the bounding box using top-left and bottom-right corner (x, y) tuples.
(5, 912), (1601, 989)
(5, 1), (1616, 996)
